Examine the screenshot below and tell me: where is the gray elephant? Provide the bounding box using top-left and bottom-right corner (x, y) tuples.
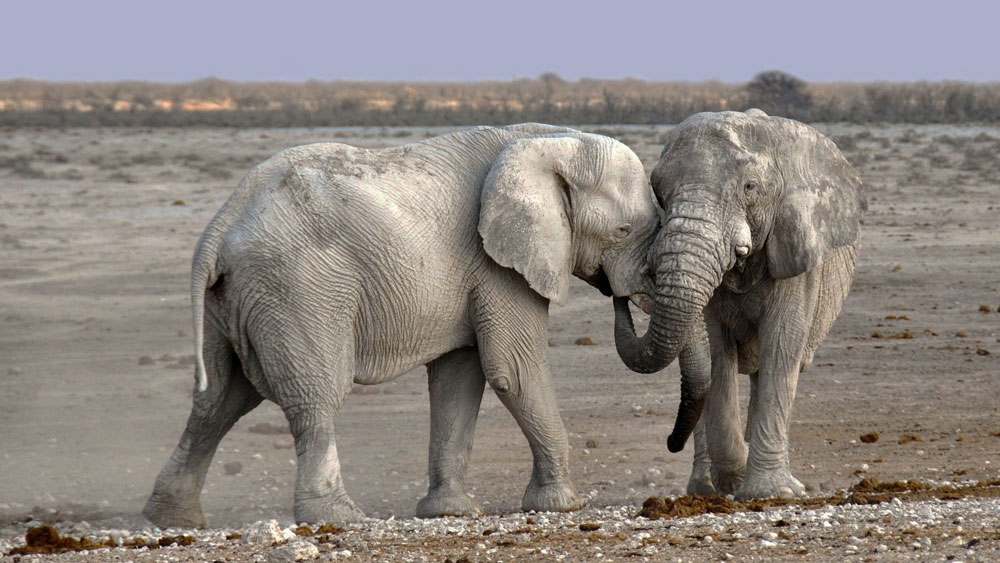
(614, 110), (866, 499)
(143, 123), (660, 528)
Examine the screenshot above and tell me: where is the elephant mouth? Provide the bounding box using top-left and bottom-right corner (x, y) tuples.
(629, 293), (654, 315)
(735, 256), (747, 273)
(587, 267), (614, 297)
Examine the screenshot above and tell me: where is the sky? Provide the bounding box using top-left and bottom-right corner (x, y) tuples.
(5, 0), (999, 83)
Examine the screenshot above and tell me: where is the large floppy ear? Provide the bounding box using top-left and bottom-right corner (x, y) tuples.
(479, 136), (593, 305)
(766, 118), (867, 279)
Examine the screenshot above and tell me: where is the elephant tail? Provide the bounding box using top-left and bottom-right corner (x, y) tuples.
(191, 223), (225, 393)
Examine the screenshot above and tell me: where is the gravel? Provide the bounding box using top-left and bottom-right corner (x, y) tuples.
(2, 493), (997, 561)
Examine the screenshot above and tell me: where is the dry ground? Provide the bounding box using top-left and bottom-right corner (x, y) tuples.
(1, 123), (998, 560)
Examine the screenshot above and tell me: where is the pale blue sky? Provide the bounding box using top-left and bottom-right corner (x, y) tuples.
(5, 0), (997, 83)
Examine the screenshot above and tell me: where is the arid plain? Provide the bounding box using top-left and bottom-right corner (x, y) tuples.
(1, 124), (998, 560)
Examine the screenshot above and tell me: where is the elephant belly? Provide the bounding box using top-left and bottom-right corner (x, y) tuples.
(351, 275), (478, 385)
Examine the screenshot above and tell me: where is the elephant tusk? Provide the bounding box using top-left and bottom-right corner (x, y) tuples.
(629, 294), (654, 315)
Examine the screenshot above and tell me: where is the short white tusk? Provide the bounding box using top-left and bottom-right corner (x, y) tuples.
(735, 245), (750, 257)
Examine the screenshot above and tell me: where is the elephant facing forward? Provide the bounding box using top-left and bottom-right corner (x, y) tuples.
(615, 110), (866, 499)
(144, 123), (660, 528)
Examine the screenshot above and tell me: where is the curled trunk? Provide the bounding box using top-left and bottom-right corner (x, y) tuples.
(614, 227), (726, 451)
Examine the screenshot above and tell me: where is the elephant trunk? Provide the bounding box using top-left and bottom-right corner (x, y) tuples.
(668, 314), (711, 452)
(614, 219), (728, 449)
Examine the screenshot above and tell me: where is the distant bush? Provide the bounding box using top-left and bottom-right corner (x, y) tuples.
(745, 70), (811, 115)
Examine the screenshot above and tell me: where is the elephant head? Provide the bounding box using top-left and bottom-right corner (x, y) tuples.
(614, 110), (866, 450)
(479, 130), (659, 306)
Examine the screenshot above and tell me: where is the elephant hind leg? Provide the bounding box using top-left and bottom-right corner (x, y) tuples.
(686, 418), (716, 495)
(417, 347), (486, 518)
(144, 323), (262, 528)
(745, 371), (759, 443)
(251, 317), (363, 525)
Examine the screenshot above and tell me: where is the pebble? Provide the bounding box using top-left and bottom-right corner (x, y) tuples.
(242, 519), (285, 545)
(267, 540), (319, 562)
(2, 491), (1000, 560)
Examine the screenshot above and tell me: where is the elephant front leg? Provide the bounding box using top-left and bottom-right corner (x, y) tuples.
(416, 347), (486, 518)
(735, 367), (806, 500)
(475, 289), (584, 514)
(490, 368), (584, 513)
(735, 287), (812, 500)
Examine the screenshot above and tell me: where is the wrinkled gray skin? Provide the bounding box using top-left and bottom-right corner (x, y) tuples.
(144, 123), (659, 528)
(614, 110), (866, 499)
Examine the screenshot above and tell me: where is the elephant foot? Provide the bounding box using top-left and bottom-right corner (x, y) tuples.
(710, 463), (746, 496)
(734, 469), (805, 500)
(143, 493), (207, 529)
(686, 466), (716, 496)
(522, 480), (585, 513)
(416, 488), (483, 518)
(294, 495), (365, 526)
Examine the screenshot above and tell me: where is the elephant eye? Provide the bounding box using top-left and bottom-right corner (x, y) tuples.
(744, 180), (759, 192)
(615, 224), (633, 238)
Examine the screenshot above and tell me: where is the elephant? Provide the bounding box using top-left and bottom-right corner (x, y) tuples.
(614, 109), (866, 499)
(143, 123), (661, 528)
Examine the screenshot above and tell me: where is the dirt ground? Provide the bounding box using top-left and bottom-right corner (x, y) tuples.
(1, 123), (998, 558)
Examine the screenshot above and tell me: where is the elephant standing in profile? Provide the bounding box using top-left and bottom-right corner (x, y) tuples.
(144, 123), (661, 527)
(615, 110), (866, 499)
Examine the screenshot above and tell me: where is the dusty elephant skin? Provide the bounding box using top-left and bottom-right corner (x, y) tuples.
(142, 123), (660, 527)
(615, 110), (867, 500)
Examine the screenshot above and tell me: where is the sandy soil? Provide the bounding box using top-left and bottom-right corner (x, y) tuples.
(1, 123), (998, 559)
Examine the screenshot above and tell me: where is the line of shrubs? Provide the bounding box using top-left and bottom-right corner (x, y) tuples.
(3, 72), (1000, 127)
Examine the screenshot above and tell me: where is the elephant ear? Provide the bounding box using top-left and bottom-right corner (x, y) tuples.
(766, 119), (867, 279)
(479, 136), (585, 305)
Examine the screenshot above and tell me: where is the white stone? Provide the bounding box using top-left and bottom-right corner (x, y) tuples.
(267, 540), (319, 562)
(243, 520), (286, 546)
(760, 539), (777, 547)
